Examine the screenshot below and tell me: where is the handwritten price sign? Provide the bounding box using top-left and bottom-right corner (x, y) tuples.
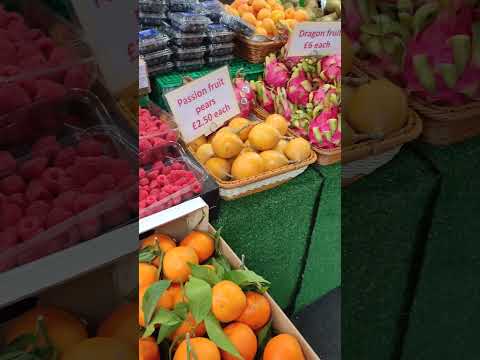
(165, 67), (240, 142)
(287, 21), (341, 57)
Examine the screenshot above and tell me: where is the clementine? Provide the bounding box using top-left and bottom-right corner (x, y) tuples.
(262, 334), (305, 360)
(139, 263), (158, 289)
(163, 246), (199, 283)
(170, 313), (206, 341)
(237, 292), (271, 330)
(180, 231), (215, 263)
(174, 337), (221, 360)
(97, 303), (137, 349)
(221, 322), (257, 360)
(139, 337), (160, 360)
(212, 281), (247, 323)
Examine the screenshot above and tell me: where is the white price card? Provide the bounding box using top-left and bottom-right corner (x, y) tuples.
(139, 57), (150, 95)
(70, 0), (138, 95)
(287, 21), (341, 57)
(165, 66), (240, 143)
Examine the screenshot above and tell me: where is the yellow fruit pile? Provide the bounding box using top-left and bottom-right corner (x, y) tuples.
(224, 0), (310, 36)
(190, 114), (312, 181)
(138, 230), (307, 360)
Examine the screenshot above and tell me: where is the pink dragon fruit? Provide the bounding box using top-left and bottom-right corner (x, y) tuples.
(264, 54), (290, 88)
(309, 107), (341, 149)
(403, 1), (480, 104)
(286, 68), (312, 106)
(235, 87), (252, 117)
(274, 87), (294, 121)
(279, 46), (302, 70)
(310, 84), (340, 108)
(252, 80), (275, 113)
(233, 73), (255, 103)
(318, 55), (341, 84)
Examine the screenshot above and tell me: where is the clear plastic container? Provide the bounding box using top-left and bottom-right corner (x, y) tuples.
(0, 89), (116, 153)
(148, 62), (175, 76)
(139, 0), (169, 13)
(143, 49), (174, 67)
(168, 12), (212, 33)
(220, 13), (255, 37)
(139, 29), (170, 55)
(165, 26), (207, 47)
(139, 11), (167, 26)
(0, 1), (97, 117)
(207, 43), (235, 56)
(139, 142), (206, 218)
(195, 0), (225, 22)
(207, 54), (236, 67)
(168, 0), (198, 12)
(0, 125), (137, 273)
(139, 100), (178, 140)
(175, 59), (206, 72)
(174, 46), (207, 61)
(207, 24), (235, 43)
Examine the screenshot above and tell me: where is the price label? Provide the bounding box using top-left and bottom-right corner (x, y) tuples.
(139, 57), (150, 95)
(70, 0), (138, 95)
(165, 66), (240, 143)
(286, 21), (341, 57)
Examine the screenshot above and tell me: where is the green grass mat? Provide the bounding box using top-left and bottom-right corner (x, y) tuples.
(212, 168), (323, 310)
(400, 140), (480, 359)
(295, 164), (341, 313)
(342, 147), (439, 360)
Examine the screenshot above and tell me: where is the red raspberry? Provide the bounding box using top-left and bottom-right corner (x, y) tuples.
(8, 193), (26, 209)
(25, 200), (51, 220)
(146, 196), (156, 206)
(149, 180), (158, 190)
(54, 146), (76, 168)
(41, 167), (66, 195)
(17, 216), (44, 242)
(156, 174), (167, 186)
(77, 138), (104, 157)
(31, 136), (61, 160)
(156, 191), (168, 200)
(139, 168), (146, 178)
(139, 178), (149, 187)
(0, 226), (17, 252)
(152, 161), (164, 173)
(172, 196), (182, 205)
(139, 151), (152, 167)
(163, 185), (174, 194)
(162, 166), (171, 176)
(46, 207), (73, 228)
(25, 180), (52, 202)
(147, 170), (159, 180)
(0, 174), (26, 193)
(192, 182), (202, 193)
(53, 190), (77, 212)
(1, 203), (22, 228)
(175, 178), (187, 187)
(139, 139), (152, 153)
(0, 151), (16, 176)
(150, 188), (160, 197)
(139, 200), (146, 209)
(171, 162), (185, 171)
(166, 131), (177, 142)
(78, 218), (101, 241)
(167, 173), (178, 184)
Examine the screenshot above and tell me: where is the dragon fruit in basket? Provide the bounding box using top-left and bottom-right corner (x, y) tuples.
(233, 73), (255, 117)
(287, 68), (312, 107)
(252, 80), (275, 113)
(403, 1), (480, 104)
(309, 107), (341, 149)
(264, 54), (290, 88)
(318, 55), (341, 84)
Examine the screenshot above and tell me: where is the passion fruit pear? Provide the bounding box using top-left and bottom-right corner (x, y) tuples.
(188, 136), (207, 152)
(260, 150), (289, 171)
(196, 143), (215, 164)
(205, 157), (231, 180)
(231, 152), (265, 180)
(347, 79), (408, 136)
(285, 138), (311, 162)
(229, 117), (254, 141)
(211, 131), (244, 159)
(265, 114), (289, 136)
(274, 139), (289, 154)
(248, 123), (281, 151)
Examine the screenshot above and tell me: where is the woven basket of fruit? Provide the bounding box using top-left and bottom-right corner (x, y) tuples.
(235, 35), (287, 64)
(186, 115), (317, 201)
(344, 0), (480, 145)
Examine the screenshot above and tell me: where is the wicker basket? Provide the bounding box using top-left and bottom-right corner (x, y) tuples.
(234, 35), (286, 64)
(354, 58), (480, 145)
(186, 134), (317, 201)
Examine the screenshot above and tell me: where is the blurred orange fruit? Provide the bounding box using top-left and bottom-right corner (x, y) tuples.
(262, 18), (276, 35)
(252, 0), (267, 12)
(237, 291), (271, 330)
(139, 263), (158, 289)
(263, 334), (305, 360)
(163, 246), (199, 283)
(256, 8), (272, 21)
(97, 303), (137, 349)
(256, 26), (269, 36)
(221, 322), (257, 360)
(271, 9), (285, 22)
(174, 338), (220, 360)
(294, 9), (309, 21)
(139, 337), (160, 360)
(212, 280), (247, 323)
(141, 234), (176, 266)
(285, 7), (296, 19)
(242, 12), (257, 26)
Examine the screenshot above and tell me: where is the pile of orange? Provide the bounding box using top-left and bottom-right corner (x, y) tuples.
(224, 0), (310, 36)
(138, 229), (307, 360)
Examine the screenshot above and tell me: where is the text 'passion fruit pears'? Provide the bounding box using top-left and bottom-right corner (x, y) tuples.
(347, 79), (408, 137)
(211, 130), (244, 159)
(248, 123), (281, 151)
(231, 152), (265, 180)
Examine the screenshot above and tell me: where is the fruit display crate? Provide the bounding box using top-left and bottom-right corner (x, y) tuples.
(151, 58), (264, 109)
(139, 197), (320, 360)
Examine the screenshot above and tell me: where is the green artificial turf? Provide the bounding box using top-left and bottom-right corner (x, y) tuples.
(400, 137), (480, 360)
(294, 164), (341, 313)
(342, 147), (440, 360)
(212, 168), (323, 310)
